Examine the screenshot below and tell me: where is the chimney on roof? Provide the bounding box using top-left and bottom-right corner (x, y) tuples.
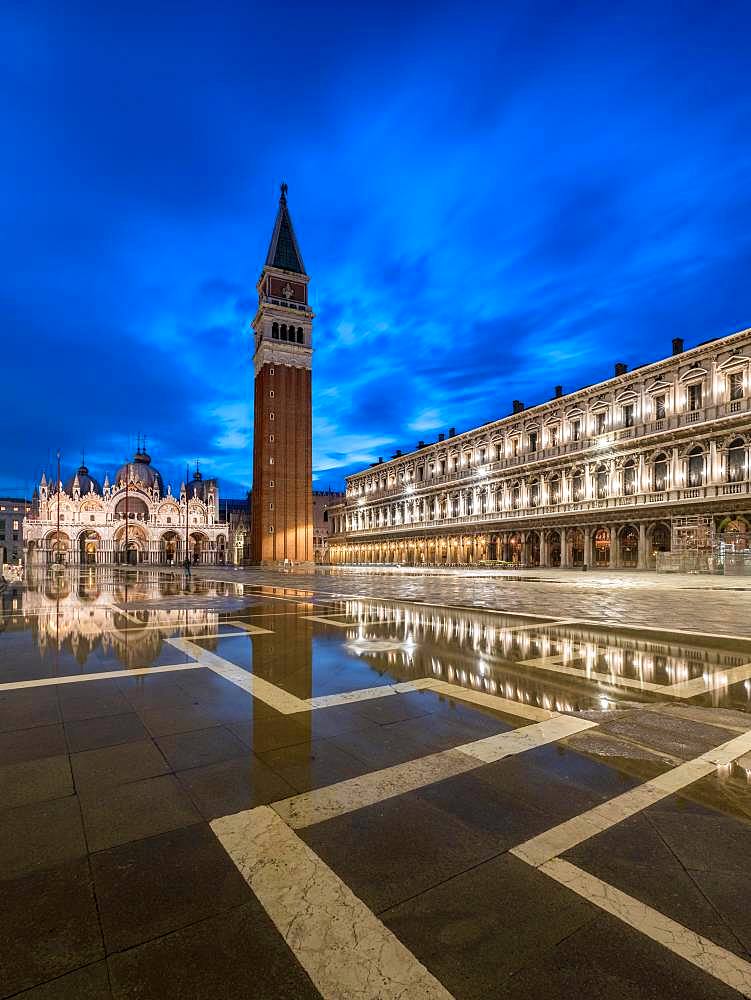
(555, 385), (563, 398)
(438, 432), (445, 442)
(417, 440), (426, 449)
(615, 361), (628, 376)
(672, 337), (684, 355)
(512, 400), (524, 414)
(448, 427), (456, 437)
(378, 457), (383, 463)
(395, 449), (402, 457)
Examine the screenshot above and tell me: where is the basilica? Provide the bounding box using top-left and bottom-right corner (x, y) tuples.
(23, 444), (232, 565)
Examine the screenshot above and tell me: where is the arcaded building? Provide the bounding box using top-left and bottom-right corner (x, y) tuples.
(328, 329), (751, 571)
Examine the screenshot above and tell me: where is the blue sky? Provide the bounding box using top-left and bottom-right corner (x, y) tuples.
(3, 1), (751, 497)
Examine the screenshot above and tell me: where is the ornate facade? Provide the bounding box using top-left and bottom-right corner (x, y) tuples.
(328, 330), (751, 571)
(24, 447), (231, 565)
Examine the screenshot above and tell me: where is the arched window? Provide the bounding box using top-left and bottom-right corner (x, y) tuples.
(688, 447), (704, 487)
(596, 464), (609, 499)
(280, 324), (288, 341)
(623, 460), (636, 496)
(653, 453), (668, 491)
(297, 327), (304, 343)
(728, 438), (746, 483)
(272, 322), (279, 339)
(572, 469), (584, 500)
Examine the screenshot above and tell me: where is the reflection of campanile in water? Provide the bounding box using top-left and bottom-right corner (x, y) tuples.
(251, 598), (312, 753)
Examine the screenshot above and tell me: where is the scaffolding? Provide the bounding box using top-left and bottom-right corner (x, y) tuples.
(656, 515), (718, 574)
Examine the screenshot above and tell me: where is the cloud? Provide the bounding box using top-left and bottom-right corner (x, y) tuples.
(3, 1), (751, 496)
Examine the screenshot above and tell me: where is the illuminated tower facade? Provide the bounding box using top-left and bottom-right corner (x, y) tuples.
(250, 184), (314, 565)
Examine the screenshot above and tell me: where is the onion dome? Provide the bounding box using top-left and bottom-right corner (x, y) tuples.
(187, 465), (206, 501)
(115, 448), (164, 493)
(64, 463), (101, 496)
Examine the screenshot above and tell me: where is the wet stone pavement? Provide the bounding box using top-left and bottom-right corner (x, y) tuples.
(1, 565), (751, 998)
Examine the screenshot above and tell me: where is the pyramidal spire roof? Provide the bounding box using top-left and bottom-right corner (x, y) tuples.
(264, 183), (306, 275)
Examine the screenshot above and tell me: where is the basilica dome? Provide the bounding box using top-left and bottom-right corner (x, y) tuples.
(64, 464), (101, 496)
(187, 467), (207, 501)
(115, 449), (164, 493)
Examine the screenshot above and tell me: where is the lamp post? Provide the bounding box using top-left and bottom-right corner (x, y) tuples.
(185, 463), (190, 578)
(55, 450), (61, 567)
(124, 470), (130, 568)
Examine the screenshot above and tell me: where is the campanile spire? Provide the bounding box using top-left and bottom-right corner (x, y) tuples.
(249, 185), (314, 565)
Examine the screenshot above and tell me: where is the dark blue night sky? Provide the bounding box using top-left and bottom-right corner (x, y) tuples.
(3, 1), (751, 498)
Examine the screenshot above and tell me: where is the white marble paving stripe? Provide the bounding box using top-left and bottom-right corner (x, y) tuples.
(519, 654), (751, 701)
(306, 678), (437, 709)
(273, 715), (597, 830)
(540, 859), (751, 998)
(302, 615), (363, 628)
(425, 679), (556, 723)
(511, 728), (751, 868)
(212, 806), (454, 1000)
(0, 662), (203, 691)
(518, 655), (675, 697)
(166, 637), (309, 713)
(111, 606), (144, 624)
(497, 618), (584, 635)
(667, 661), (751, 698)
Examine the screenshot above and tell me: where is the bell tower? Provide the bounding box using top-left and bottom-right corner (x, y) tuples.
(250, 183), (314, 565)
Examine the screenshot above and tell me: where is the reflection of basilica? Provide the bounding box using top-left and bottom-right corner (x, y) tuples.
(5, 568), (236, 668)
(23, 446), (233, 565)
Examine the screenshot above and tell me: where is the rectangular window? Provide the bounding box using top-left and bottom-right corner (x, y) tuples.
(688, 383), (702, 411)
(269, 367), (275, 375)
(269, 457), (274, 465)
(549, 426), (559, 447)
(269, 502), (273, 510)
(269, 412), (275, 421)
(269, 435), (274, 443)
(655, 395), (666, 419)
(622, 404), (634, 427)
(269, 390), (274, 398)
(595, 412), (606, 435)
(269, 480), (274, 487)
(268, 526), (274, 533)
(571, 419), (581, 441)
(512, 438), (519, 457)
(12, 520), (19, 530)
(730, 372), (744, 400)
(528, 432), (537, 452)
(440, 460), (446, 475)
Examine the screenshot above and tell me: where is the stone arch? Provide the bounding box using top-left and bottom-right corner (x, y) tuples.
(592, 526), (611, 567)
(619, 524), (639, 568)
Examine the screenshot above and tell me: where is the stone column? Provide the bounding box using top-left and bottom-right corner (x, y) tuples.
(710, 439), (718, 483)
(560, 527), (568, 568)
(584, 528), (592, 567)
(539, 531), (549, 567)
(637, 522), (648, 570)
(610, 525), (618, 568)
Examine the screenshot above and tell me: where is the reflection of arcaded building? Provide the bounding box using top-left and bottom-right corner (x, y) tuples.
(329, 330), (751, 571)
(24, 446), (232, 565)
